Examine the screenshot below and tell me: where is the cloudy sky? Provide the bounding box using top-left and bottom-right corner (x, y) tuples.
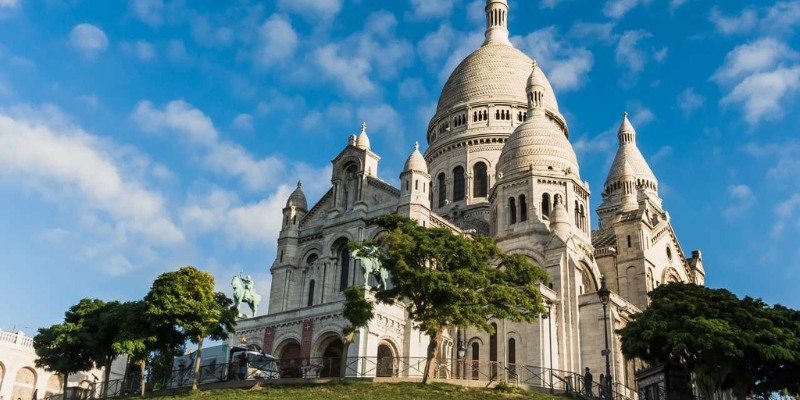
(1, 0), (798, 332)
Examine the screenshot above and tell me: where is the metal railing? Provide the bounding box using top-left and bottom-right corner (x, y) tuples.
(91, 356), (639, 399)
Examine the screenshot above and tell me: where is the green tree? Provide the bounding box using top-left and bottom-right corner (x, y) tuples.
(340, 286), (375, 378)
(618, 283), (800, 399)
(65, 299), (126, 399)
(34, 323), (94, 396)
(144, 266), (237, 390)
(356, 215), (548, 383)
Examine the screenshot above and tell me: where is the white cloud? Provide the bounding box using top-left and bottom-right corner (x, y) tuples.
(398, 77), (427, 99)
(135, 40), (156, 61)
(650, 146), (672, 163)
(434, 30), (483, 83)
(513, 27), (594, 92)
(714, 38), (800, 125)
(615, 30), (652, 83)
(569, 21), (617, 44)
(167, 40), (190, 64)
(710, 2), (800, 37)
(724, 184), (756, 221)
(603, 0), (651, 19)
(356, 104), (405, 146)
(669, 0), (688, 13)
(574, 104), (654, 155)
(256, 14), (297, 68)
(132, 100), (218, 145)
(540, 0), (568, 9)
(418, 24), (456, 65)
(277, 0), (342, 22)
(0, 0), (19, 8)
(743, 140), (800, 184)
(466, 0), (484, 25)
(69, 24), (109, 59)
(232, 114), (253, 131)
(677, 87), (704, 117)
(190, 14), (234, 48)
(712, 38), (796, 83)
(0, 104), (184, 274)
(408, 0), (456, 20)
(771, 193), (800, 238)
(310, 12), (413, 98)
(130, 0), (163, 27)
(724, 66), (800, 124)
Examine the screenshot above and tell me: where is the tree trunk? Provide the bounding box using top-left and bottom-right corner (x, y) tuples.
(340, 332), (355, 380)
(139, 360), (146, 398)
(192, 336), (204, 391)
(62, 372), (69, 400)
(422, 329), (444, 384)
(102, 357), (113, 399)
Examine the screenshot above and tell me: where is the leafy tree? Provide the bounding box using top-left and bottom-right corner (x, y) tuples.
(144, 266), (237, 390)
(355, 215), (548, 383)
(618, 283), (800, 399)
(340, 286), (375, 378)
(34, 322), (94, 396)
(65, 299), (126, 399)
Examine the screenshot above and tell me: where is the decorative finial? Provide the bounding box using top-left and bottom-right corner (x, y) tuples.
(623, 111), (628, 118)
(297, 180), (302, 188)
(532, 59), (538, 69)
(414, 141), (419, 151)
(361, 121), (367, 134)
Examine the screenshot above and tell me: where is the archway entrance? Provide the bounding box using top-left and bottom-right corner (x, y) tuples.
(377, 343), (396, 377)
(46, 374), (63, 398)
(12, 367), (36, 400)
(277, 340), (302, 378)
(319, 339), (343, 378)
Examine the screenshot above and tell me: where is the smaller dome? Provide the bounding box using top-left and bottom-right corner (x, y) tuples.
(356, 121), (370, 150)
(286, 181), (307, 209)
(527, 60), (546, 90)
(403, 142), (428, 173)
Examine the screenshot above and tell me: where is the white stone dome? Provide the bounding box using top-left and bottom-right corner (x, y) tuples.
(286, 181), (307, 210)
(435, 44), (560, 118)
(403, 142), (428, 173)
(496, 114), (580, 178)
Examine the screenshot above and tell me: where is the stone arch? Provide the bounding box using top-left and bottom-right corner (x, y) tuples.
(661, 267), (681, 284)
(312, 332), (344, 377)
(579, 261), (599, 293)
(301, 245), (322, 265)
(503, 249), (545, 270)
(45, 374), (63, 397)
(275, 338), (302, 378)
(330, 236), (355, 291)
(376, 339), (399, 377)
(0, 361), (5, 393)
(12, 367), (37, 400)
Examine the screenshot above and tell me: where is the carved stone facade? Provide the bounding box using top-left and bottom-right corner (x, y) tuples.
(233, 0), (706, 389)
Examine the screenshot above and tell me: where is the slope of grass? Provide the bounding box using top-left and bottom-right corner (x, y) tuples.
(151, 381), (566, 400)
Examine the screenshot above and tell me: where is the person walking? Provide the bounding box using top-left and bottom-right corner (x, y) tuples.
(584, 367), (594, 397)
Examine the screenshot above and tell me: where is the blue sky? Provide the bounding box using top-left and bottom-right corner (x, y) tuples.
(0, 0), (798, 333)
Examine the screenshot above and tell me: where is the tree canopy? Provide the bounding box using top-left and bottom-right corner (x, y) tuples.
(144, 266), (237, 390)
(618, 283), (800, 399)
(34, 322), (94, 396)
(355, 214), (549, 383)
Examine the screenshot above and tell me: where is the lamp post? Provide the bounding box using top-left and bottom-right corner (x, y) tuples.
(456, 328), (466, 379)
(597, 275), (612, 398)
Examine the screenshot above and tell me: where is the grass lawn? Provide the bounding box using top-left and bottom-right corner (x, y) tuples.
(151, 381), (568, 400)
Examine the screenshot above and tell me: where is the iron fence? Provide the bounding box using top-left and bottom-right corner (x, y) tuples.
(91, 356), (639, 400)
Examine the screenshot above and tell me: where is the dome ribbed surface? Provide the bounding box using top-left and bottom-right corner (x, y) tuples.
(435, 44), (559, 115)
(286, 182), (307, 209)
(604, 115), (657, 188)
(496, 115), (580, 177)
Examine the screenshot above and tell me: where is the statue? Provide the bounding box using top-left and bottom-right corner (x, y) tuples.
(352, 246), (389, 290)
(232, 272), (262, 318)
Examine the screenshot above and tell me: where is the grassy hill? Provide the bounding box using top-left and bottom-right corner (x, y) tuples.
(151, 381), (567, 400)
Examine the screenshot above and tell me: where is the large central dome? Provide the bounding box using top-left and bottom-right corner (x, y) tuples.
(436, 44), (560, 116)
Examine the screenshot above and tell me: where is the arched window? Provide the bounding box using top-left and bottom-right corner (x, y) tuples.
(519, 195), (528, 222)
(489, 323), (498, 379)
(542, 193), (551, 219)
(580, 204), (585, 230)
(508, 338), (517, 377)
(483, 110), (488, 120)
(437, 173), (446, 208)
(307, 280), (315, 307)
(508, 197), (517, 224)
(471, 342), (480, 380)
(495, 110), (500, 120)
(339, 246), (351, 291)
(473, 162), (488, 198)
(627, 235), (632, 248)
(453, 166), (465, 202)
(575, 201), (580, 225)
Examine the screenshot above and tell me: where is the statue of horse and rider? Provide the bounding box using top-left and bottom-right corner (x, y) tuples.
(352, 246), (389, 291)
(232, 273), (261, 318)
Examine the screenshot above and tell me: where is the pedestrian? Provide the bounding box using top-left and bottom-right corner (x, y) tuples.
(599, 374), (605, 398)
(584, 367), (593, 397)
(237, 352), (248, 381)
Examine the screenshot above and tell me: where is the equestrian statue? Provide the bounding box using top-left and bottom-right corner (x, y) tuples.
(352, 246), (389, 290)
(232, 272), (261, 318)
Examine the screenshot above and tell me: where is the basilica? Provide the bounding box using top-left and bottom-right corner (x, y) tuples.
(232, 0), (705, 393)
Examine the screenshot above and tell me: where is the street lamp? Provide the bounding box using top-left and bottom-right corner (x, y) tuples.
(597, 275), (612, 398)
(456, 327), (467, 379)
